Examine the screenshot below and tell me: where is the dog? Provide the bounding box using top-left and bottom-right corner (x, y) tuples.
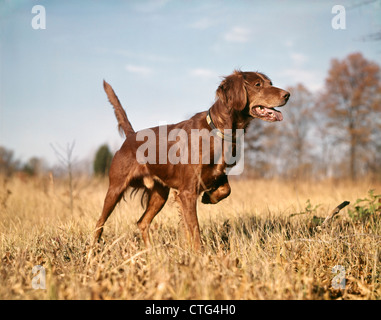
(94, 70), (290, 251)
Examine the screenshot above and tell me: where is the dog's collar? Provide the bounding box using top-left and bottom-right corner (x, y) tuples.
(206, 109), (234, 142)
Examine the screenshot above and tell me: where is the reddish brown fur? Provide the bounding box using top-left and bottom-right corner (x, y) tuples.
(94, 70), (290, 251)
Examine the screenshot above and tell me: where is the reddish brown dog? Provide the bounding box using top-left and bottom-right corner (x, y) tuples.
(94, 70), (290, 251)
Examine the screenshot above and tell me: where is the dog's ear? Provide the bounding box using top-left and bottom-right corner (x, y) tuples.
(216, 70), (247, 111)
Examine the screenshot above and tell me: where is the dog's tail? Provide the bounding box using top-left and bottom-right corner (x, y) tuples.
(103, 80), (135, 137)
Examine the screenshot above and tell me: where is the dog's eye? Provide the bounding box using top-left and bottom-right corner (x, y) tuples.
(255, 82), (261, 87)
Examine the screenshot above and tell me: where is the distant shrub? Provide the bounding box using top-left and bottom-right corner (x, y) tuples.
(93, 144), (113, 176)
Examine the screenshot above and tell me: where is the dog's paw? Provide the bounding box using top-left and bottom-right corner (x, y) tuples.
(201, 192), (217, 204)
(201, 192), (211, 204)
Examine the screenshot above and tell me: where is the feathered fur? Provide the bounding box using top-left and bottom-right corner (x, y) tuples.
(103, 80), (135, 137)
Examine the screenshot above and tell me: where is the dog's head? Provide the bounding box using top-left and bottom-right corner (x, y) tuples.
(216, 70), (290, 122)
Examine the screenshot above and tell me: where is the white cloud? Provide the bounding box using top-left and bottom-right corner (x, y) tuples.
(290, 52), (308, 67)
(104, 48), (173, 63)
(284, 40), (294, 48)
(279, 51), (321, 91)
(189, 18), (214, 30)
(133, 0), (172, 12)
(280, 68), (323, 92)
(125, 64), (153, 76)
(189, 68), (217, 79)
(224, 26), (251, 43)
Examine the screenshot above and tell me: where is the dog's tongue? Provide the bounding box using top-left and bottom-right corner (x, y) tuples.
(253, 106), (283, 121)
(270, 108), (283, 121)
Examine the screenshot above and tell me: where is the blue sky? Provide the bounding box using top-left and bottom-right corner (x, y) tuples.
(0, 0), (380, 167)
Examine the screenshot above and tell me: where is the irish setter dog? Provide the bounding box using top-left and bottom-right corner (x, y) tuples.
(94, 70), (290, 251)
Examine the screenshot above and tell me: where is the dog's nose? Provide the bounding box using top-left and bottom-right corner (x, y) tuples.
(283, 91), (290, 101)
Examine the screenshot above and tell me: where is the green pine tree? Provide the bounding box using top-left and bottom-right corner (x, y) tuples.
(93, 144), (113, 176)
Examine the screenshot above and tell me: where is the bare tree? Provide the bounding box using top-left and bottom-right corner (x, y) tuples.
(349, 0), (381, 42)
(51, 141), (77, 213)
(317, 52), (381, 180)
(280, 84), (315, 179)
(244, 120), (281, 178)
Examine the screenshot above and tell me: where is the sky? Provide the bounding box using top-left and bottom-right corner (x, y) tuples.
(0, 0), (380, 168)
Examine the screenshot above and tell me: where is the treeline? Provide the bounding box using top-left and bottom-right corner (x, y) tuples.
(0, 147), (45, 177)
(0, 144), (113, 178)
(244, 52), (381, 181)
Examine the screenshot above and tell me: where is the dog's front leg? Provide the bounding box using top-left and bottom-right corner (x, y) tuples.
(177, 189), (201, 252)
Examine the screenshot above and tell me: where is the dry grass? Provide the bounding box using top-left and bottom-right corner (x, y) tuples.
(0, 175), (380, 300)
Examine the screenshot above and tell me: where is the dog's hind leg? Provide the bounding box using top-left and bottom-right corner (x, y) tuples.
(94, 155), (131, 243)
(94, 146), (140, 243)
(137, 182), (170, 247)
(94, 183), (126, 243)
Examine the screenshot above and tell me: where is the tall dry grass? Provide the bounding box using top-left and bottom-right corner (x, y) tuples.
(0, 175), (380, 299)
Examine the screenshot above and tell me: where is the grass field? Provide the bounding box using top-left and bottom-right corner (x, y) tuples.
(0, 175), (380, 300)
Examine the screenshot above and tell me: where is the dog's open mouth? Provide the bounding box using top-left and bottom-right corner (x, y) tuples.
(251, 106), (283, 122)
